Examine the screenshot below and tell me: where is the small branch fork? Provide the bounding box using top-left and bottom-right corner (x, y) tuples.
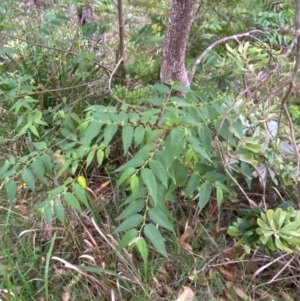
(188, 30), (264, 83)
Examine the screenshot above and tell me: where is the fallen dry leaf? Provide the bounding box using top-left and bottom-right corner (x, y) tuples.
(280, 289), (293, 301)
(223, 288), (235, 301)
(218, 267), (235, 281)
(94, 180), (111, 194)
(179, 222), (193, 252)
(61, 291), (70, 301)
(176, 286), (195, 301)
(14, 205), (30, 216)
(232, 285), (253, 301)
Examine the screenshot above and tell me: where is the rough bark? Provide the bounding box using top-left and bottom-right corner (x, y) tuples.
(160, 0), (197, 87)
(77, 1), (95, 26)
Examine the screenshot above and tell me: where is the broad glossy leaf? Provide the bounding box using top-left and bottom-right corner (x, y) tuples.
(199, 182), (212, 211)
(144, 223), (167, 257)
(141, 168), (157, 205)
(113, 214), (144, 233)
(148, 207), (174, 233)
(122, 126), (134, 155)
(21, 169), (35, 192)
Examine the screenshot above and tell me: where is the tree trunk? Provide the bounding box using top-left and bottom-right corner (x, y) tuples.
(160, 0), (197, 87)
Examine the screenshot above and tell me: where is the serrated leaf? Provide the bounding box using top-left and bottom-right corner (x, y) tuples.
(122, 126), (134, 155)
(113, 214), (144, 233)
(21, 169), (35, 192)
(149, 160), (168, 188)
(64, 193), (82, 213)
(130, 175), (139, 198)
(104, 123), (118, 146)
(54, 201), (65, 224)
(116, 200), (145, 220)
(117, 167), (136, 186)
(6, 179), (16, 204)
(141, 168), (157, 205)
(148, 207), (174, 233)
(117, 229), (138, 250)
(97, 149), (104, 166)
(199, 182), (212, 211)
(144, 223), (167, 257)
(86, 149), (96, 168)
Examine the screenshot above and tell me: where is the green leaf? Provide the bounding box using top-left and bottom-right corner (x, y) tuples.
(148, 207), (174, 233)
(117, 229), (138, 250)
(141, 168), (157, 205)
(199, 182), (212, 211)
(135, 237), (149, 268)
(122, 126), (134, 155)
(6, 179), (16, 204)
(64, 192), (82, 213)
(43, 205), (52, 225)
(144, 223), (167, 257)
(117, 167), (136, 186)
(72, 184), (89, 206)
(134, 126), (145, 147)
(33, 142), (47, 150)
(116, 200), (145, 220)
(190, 141), (214, 164)
(21, 169), (35, 192)
(54, 201), (65, 224)
(81, 121), (102, 146)
(151, 84), (170, 93)
(104, 124), (118, 146)
(40, 154), (52, 174)
(96, 149), (104, 166)
(216, 187), (223, 208)
(185, 174), (201, 197)
(130, 175), (139, 198)
(31, 158), (46, 183)
(86, 149), (96, 168)
(149, 160), (168, 188)
(198, 124), (212, 152)
(113, 214), (144, 233)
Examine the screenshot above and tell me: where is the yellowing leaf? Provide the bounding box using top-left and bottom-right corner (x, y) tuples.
(77, 176), (87, 189)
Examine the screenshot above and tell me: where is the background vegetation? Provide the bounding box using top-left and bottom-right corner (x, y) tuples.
(1, 0), (300, 300)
